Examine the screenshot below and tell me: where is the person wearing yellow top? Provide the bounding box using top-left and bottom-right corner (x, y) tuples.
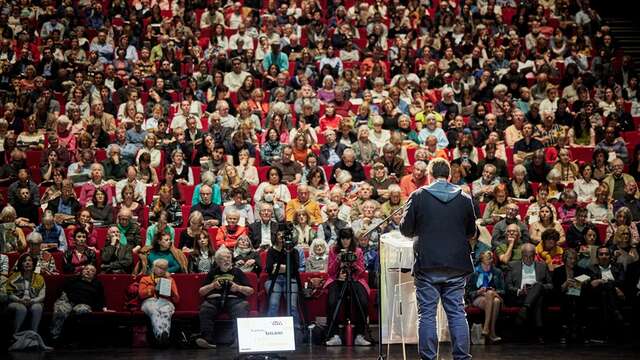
(285, 184), (323, 225)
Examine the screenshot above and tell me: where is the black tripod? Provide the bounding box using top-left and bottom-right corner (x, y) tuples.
(325, 260), (373, 344)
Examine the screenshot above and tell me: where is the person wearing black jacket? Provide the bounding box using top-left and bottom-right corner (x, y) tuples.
(552, 249), (588, 343)
(247, 202), (278, 249)
(49, 265), (107, 341)
(329, 149), (366, 183)
(101, 226), (134, 274)
(264, 228), (303, 330)
(196, 246), (254, 349)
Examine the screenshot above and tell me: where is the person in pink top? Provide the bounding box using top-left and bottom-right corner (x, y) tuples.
(78, 163), (115, 207)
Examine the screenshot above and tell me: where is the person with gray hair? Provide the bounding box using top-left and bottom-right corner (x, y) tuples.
(138, 258), (180, 346)
(24, 231), (58, 275)
(34, 210), (68, 252)
(504, 242), (552, 343)
(195, 245), (255, 349)
(102, 143), (130, 181)
(399, 160), (428, 198)
(472, 163), (500, 202)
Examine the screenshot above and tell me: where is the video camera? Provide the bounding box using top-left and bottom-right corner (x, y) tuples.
(340, 250), (357, 264)
(277, 222), (296, 251)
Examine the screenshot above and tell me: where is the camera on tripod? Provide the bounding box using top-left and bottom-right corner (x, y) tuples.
(277, 222), (296, 251)
(340, 250), (357, 264)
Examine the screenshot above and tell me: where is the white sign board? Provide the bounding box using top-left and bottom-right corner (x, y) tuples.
(237, 316), (296, 353)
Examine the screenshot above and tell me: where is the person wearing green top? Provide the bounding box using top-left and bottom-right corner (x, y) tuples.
(146, 211), (175, 247)
(495, 223), (525, 269)
(147, 233), (182, 274)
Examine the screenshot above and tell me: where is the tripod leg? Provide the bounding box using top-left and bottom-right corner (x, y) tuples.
(348, 280), (373, 339)
(325, 281), (348, 340)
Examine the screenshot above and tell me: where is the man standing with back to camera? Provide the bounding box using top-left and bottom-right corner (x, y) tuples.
(400, 158), (477, 360)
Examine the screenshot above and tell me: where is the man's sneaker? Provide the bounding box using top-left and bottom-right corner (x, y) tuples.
(354, 334), (371, 346)
(325, 335), (342, 346)
(195, 337), (217, 349)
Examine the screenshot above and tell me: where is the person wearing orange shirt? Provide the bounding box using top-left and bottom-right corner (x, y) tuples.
(285, 184), (323, 225)
(424, 136), (449, 161)
(215, 210), (248, 249)
(400, 161), (429, 198)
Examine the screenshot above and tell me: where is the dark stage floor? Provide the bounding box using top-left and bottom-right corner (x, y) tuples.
(4, 343), (639, 360)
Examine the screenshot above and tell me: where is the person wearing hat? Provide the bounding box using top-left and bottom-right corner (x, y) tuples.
(262, 38), (289, 73)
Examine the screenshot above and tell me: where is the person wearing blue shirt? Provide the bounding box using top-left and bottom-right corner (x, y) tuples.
(418, 113), (449, 148)
(262, 40), (289, 72)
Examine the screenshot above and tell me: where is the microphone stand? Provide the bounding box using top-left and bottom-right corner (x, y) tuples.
(361, 204), (408, 360)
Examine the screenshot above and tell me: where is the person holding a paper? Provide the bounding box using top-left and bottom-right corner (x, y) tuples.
(586, 246), (626, 341)
(552, 249), (589, 344)
(196, 246), (254, 349)
(400, 158), (477, 360)
(138, 258), (180, 346)
(505, 243), (553, 343)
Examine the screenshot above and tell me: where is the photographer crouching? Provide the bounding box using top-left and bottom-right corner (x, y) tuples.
(325, 228), (371, 346)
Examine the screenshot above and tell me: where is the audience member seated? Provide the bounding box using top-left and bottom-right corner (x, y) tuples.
(146, 210), (176, 247)
(101, 226), (135, 274)
(188, 232), (216, 273)
(286, 184), (322, 225)
(115, 208), (142, 248)
(513, 123), (544, 164)
(526, 185), (558, 225)
(525, 149), (552, 184)
(35, 211), (68, 252)
(215, 210), (248, 249)
(138, 258), (180, 346)
(607, 225), (639, 271)
(399, 160), (428, 198)
(62, 228), (97, 274)
(505, 243), (553, 344)
(67, 149), (94, 186)
(330, 149), (366, 183)
(466, 250), (505, 344)
(87, 188), (114, 226)
(613, 181), (640, 221)
(585, 246), (626, 342)
(0, 205), (26, 253)
(115, 166), (147, 205)
(507, 164), (534, 202)
(5, 254), (46, 335)
(49, 265), (107, 342)
(325, 228), (371, 346)
(587, 185), (614, 223)
(102, 144), (129, 182)
(191, 184), (223, 228)
(272, 145), (302, 185)
(305, 238), (329, 272)
(529, 205), (566, 246)
(195, 246), (255, 349)
(595, 126), (628, 163)
(478, 143), (508, 181)
(292, 208), (318, 249)
(480, 184), (511, 226)
(557, 190), (579, 224)
(222, 188), (254, 226)
(492, 204), (531, 247)
(552, 149), (579, 183)
(496, 224), (525, 267)
(603, 158), (635, 202)
(13, 186), (39, 227)
(79, 163), (116, 208)
(117, 184), (144, 223)
(535, 229), (565, 272)
(149, 185), (183, 228)
(248, 203), (278, 249)
(233, 235), (261, 274)
(8, 167), (40, 208)
(47, 179), (81, 226)
(552, 249), (589, 344)
(24, 232), (58, 275)
(136, 152), (159, 186)
(375, 144), (405, 182)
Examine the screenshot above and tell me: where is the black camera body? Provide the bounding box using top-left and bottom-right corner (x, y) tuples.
(340, 250), (357, 264)
(277, 222), (296, 251)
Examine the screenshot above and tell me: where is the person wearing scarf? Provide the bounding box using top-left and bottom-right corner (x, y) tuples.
(466, 251), (505, 343)
(138, 258), (180, 345)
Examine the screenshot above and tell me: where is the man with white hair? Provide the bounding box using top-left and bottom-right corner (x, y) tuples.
(399, 161), (428, 198)
(196, 246), (255, 349)
(418, 114), (449, 149)
(35, 210), (68, 251)
(472, 164), (500, 203)
(285, 184), (322, 225)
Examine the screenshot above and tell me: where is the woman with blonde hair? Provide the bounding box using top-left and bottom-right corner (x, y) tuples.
(179, 211), (204, 251)
(0, 205), (27, 253)
(136, 133), (161, 169)
(293, 208), (317, 248)
(220, 164), (249, 203)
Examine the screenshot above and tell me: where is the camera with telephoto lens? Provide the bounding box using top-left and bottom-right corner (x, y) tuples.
(218, 278), (232, 291)
(340, 250), (357, 263)
(277, 222), (296, 251)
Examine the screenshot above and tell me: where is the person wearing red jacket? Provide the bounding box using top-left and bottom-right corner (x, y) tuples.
(215, 209), (248, 249)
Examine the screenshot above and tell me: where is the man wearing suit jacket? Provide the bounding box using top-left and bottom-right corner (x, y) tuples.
(587, 246), (626, 340)
(505, 243), (553, 343)
(248, 202), (278, 249)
